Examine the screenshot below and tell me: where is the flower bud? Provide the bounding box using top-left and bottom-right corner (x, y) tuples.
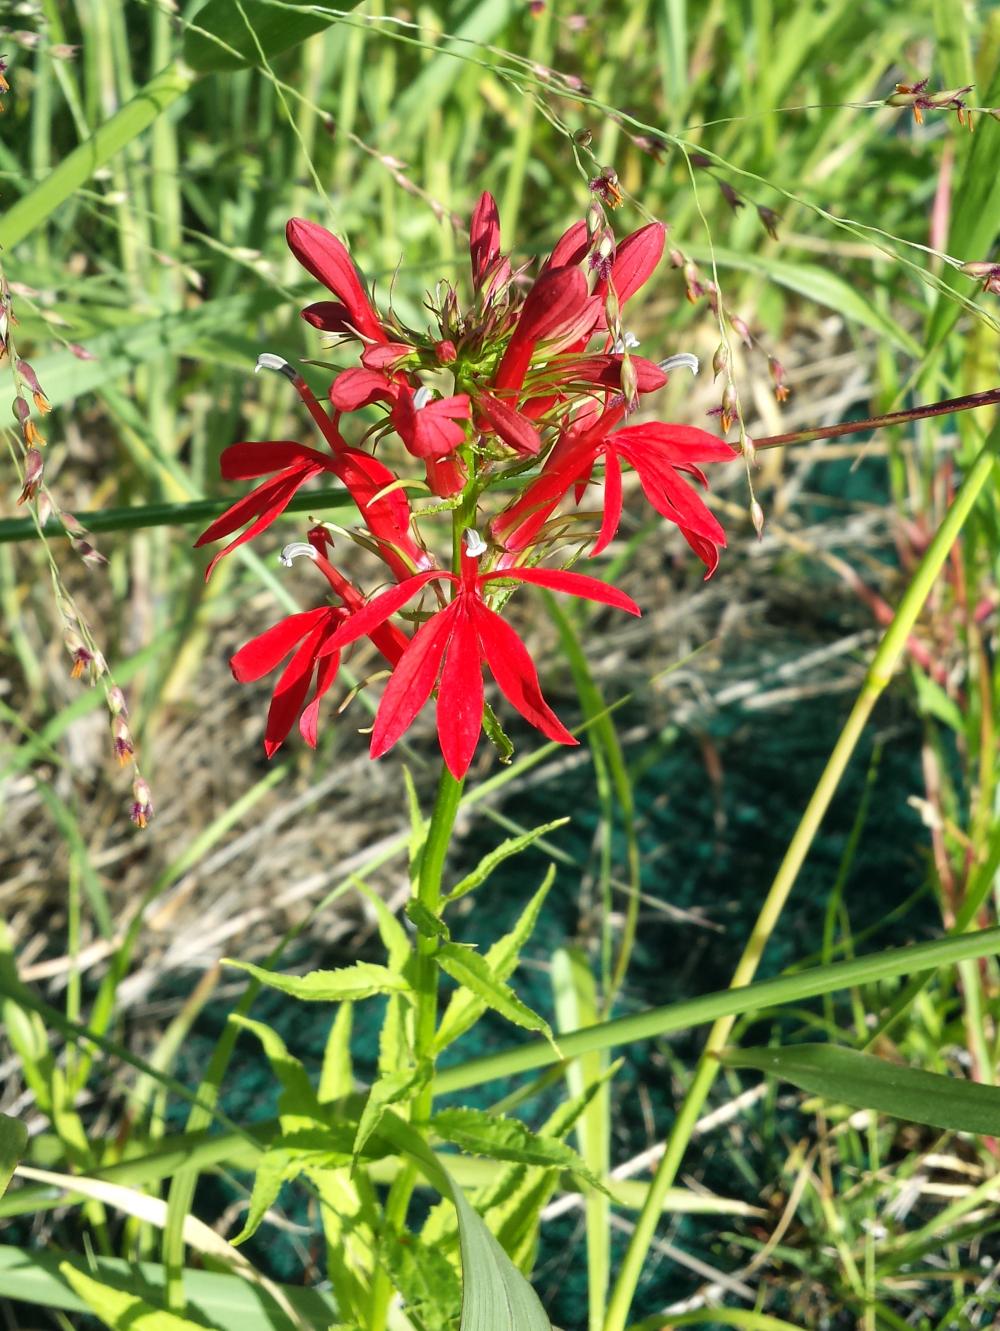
(112, 716), (135, 765)
(435, 339), (457, 364)
(131, 777), (154, 829)
(573, 127), (593, 147)
(742, 434), (757, 466)
(17, 447), (43, 505)
(730, 315), (752, 346)
(620, 355), (639, 411)
(712, 343), (728, 379)
(757, 206), (780, 241)
(768, 355), (790, 403)
(750, 498), (765, 538)
(107, 685), (129, 717)
(720, 383), (738, 433)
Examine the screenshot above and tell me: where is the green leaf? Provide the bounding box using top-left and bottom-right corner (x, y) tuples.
(723, 1043), (1000, 1134)
(184, 0), (361, 72)
(405, 900), (450, 941)
(227, 1016), (320, 1129)
(0, 1115), (27, 1200)
(59, 1264), (218, 1331)
(353, 1062), (430, 1164)
(224, 959), (411, 1002)
(380, 1231), (462, 1331)
(430, 1108), (607, 1194)
(911, 666), (965, 733)
(377, 1113), (551, 1331)
(436, 944), (554, 1043)
(686, 244), (923, 357)
(444, 819), (568, 904)
(434, 871), (554, 1053)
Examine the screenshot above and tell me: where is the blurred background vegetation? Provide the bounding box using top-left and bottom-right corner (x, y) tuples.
(1, 0), (999, 1327)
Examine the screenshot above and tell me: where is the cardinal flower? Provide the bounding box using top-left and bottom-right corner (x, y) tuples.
(230, 542), (408, 756)
(493, 402), (735, 575)
(316, 541), (640, 778)
(287, 217), (389, 344)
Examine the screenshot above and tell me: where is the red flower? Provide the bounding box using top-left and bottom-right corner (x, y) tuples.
(230, 544), (408, 756)
(493, 403), (735, 575)
(287, 218), (389, 345)
(195, 440), (426, 580)
(317, 548), (640, 778)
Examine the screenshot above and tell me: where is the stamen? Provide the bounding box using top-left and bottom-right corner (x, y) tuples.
(412, 385), (434, 410)
(613, 331), (640, 353)
(279, 542), (320, 567)
(464, 528), (487, 558)
(659, 352), (700, 376)
(255, 352), (297, 382)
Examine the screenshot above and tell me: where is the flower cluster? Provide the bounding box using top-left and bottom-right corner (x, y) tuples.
(199, 194), (735, 777)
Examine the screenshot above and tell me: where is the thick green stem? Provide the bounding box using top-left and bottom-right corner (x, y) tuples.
(602, 432), (998, 1331)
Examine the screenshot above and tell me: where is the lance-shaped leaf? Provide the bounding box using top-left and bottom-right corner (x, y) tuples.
(429, 1108), (607, 1194)
(184, 0), (364, 72)
(723, 1043), (1000, 1135)
(436, 943), (554, 1044)
(445, 822), (567, 905)
(224, 959), (411, 1003)
(60, 1265), (218, 1331)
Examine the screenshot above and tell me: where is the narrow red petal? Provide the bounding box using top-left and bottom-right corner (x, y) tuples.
(316, 570), (447, 659)
(299, 632), (343, 747)
(231, 607), (330, 683)
(591, 448), (623, 556)
(472, 601), (576, 745)
(263, 622), (326, 757)
(622, 446), (727, 546)
(219, 442), (329, 481)
(436, 601), (484, 779)
(613, 422), (737, 463)
(300, 301), (352, 332)
(198, 472), (307, 578)
(370, 602), (459, 758)
(486, 565), (641, 616)
(543, 220), (590, 270)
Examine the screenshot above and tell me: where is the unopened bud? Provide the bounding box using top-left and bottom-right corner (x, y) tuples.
(720, 383), (739, 433)
(757, 206), (780, 240)
(107, 685), (129, 717)
(750, 499), (765, 538)
(573, 127), (593, 147)
(75, 540), (108, 569)
(604, 286), (620, 327)
(668, 248), (685, 269)
(586, 203), (604, 237)
(731, 315), (752, 346)
(112, 716), (135, 766)
(435, 339), (457, 364)
(719, 181), (743, 213)
(131, 777), (154, 830)
(620, 355), (639, 410)
(712, 343), (728, 379)
(768, 355), (790, 403)
(17, 448), (44, 505)
(742, 434), (757, 466)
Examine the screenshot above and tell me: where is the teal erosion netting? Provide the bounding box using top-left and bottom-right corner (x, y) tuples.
(172, 683), (940, 1329)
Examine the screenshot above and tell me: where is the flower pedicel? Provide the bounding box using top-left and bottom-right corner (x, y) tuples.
(197, 194), (736, 776)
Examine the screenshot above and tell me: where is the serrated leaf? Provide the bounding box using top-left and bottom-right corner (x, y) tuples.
(319, 1001), (354, 1103)
(353, 1062), (430, 1163)
(723, 1043), (1000, 1134)
(228, 1016), (320, 1129)
(1, 1115), (27, 1200)
(434, 872), (554, 1053)
(430, 1108), (607, 1194)
(381, 1230), (462, 1331)
(350, 878), (411, 970)
(60, 1264), (218, 1331)
(406, 900), (450, 941)
(224, 958), (411, 1002)
(444, 819), (568, 904)
(436, 944), (554, 1043)
(183, 0), (362, 72)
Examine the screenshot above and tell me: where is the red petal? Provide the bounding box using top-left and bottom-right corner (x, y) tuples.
(486, 565), (641, 616)
(394, 393), (471, 460)
(591, 448), (623, 556)
(544, 220), (590, 270)
(494, 267), (591, 392)
(621, 445), (727, 546)
(472, 601), (576, 745)
(330, 367), (398, 412)
(316, 570), (447, 658)
(424, 454), (467, 498)
(361, 342), (416, 372)
(470, 191), (502, 289)
(219, 442), (330, 481)
(610, 223), (665, 304)
(475, 394), (542, 455)
(300, 301), (352, 332)
(614, 422), (737, 463)
(370, 602), (459, 758)
(299, 632), (343, 747)
(286, 218), (386, 344)
(564, 355), (667, 395)
(329, 446), (425, 579)
(263, 622), (325, 757)
(197, 471), (309, 577)
(681, 526), (723, 578)
(436, 601), (484, 778)
(231, 607), (331, 682)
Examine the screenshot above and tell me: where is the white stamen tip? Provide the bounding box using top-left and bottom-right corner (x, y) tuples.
(255, 353), (295, 380)
(659, 352), (700, 376)
(613, 331), (640, 353)
(464, 528), (487, 558)
(279, 542), (319, 567)
(412, 385), (433, 410)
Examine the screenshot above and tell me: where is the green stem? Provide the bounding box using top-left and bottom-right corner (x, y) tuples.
(602, 430), (999, 1331)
